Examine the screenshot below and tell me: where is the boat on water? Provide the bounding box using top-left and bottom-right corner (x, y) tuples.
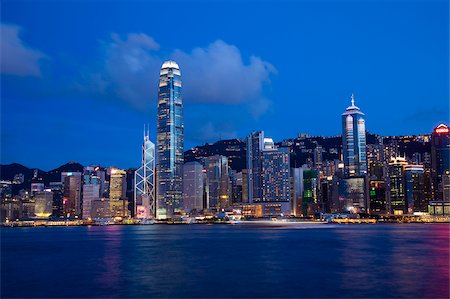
(229, 219), (327, 227)
(139, 219), (155, 225)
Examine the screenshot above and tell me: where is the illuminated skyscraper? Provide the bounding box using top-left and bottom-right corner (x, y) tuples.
(388, 156), (408, 215)
(62, 172), (82, 217)
(431, 124), (450, 201)
(156, 61), (184, 219)
(404, 164), (425, 213)
(82, 166), (101, 219)
(342, 94), (367, 177)
(246, 132), (291, 216)
(34, 190), (53, 218)
(247, 131), (264, 203)
(204, 155), (230, 210)
(135, 127), (155, 219)
(109, 167), (128, 217)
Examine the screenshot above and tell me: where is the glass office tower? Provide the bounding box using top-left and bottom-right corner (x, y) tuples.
(342, 94), (368, 177)
(135, 127), (155, 219)
(156, 61), (184, 219)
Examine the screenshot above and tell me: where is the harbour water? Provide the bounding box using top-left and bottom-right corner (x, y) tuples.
(1, 224), (449, 298)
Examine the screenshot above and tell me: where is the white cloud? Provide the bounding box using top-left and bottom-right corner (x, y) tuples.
(1, 24), (47, 77)
(172, 40), (276, 104)
(83, 34), (276, 113)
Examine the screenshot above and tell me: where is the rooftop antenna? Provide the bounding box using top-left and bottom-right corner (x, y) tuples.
(351, 93), (355, 107)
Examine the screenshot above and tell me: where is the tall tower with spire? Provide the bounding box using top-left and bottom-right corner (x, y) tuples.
(134, 125), (155, 219)
(342, 94), (368, 177)
(156, 61), (184, 219)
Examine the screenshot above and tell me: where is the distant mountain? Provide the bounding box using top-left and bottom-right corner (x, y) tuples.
(0, 162), (85, 182)
(0, 163), (40, 182)
(185, 139), (247, 172)
(45, 162), (84, 183)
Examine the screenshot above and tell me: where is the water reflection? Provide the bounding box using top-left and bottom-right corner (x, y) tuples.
(2, 224), (449, 298)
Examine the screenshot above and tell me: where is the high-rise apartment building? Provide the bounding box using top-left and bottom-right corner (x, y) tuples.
(246, 132), (291, 216)
(156, 61), (184, 219)
(342, 94), (367, 177)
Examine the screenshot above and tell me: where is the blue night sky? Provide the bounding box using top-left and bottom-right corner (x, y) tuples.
(1, 0), (448, 170)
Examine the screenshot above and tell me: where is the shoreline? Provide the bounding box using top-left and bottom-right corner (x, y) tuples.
(2, 218), (449, 228)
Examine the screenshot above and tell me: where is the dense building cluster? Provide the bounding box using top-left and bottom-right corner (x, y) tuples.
(1, 61), (449, 222)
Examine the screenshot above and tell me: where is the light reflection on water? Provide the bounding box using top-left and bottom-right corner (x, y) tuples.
(1, 224), (449, 298)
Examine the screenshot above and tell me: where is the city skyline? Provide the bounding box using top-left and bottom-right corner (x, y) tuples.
(1, 0), (448, 170)
(1, 2), (449, 299)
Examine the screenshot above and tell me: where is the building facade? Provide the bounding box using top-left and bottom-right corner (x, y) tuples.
(62, 172), (82, 217)
(431, 124), (450, 201)
(156, 61), (184, 219)
(182, 161), (205, 212)
(342, 94), (367, 177)
(135, 129), (155, 219)
(204, 155), (230, 210)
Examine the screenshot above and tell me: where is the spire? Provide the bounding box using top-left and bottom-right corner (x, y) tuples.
(351, 93), (355, 107)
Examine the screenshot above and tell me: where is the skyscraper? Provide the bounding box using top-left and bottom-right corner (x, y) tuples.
(135, 127), (155, 219)
(204, 155), (230, 210)
(431, 123), (450, 201)
(388, 156), (407, 215)
(404, 164), (425, 213)
(156, 61), (184, 219)
(246, 132), (291, 216)
(342, 94), (367, 177)
(82, 166), (102, 219)
(109, 167), (128, 217)
(62, 172), (82, 217)
(182, 161), (205, 212)
(246, 131), (265, 203)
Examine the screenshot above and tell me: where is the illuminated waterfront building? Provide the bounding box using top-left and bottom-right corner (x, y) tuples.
(62, 172), (82, 217)
(156, 61), (184, 219)
(388, 156), (408, 214)
(261, 144), (290, 203)
(82, 167), (102, 219)
(204, 155), (230, 210)
(247, 132), (291, 216)
(302, 168), (318, 216)
(338, 177), (367, 213)
(34, 190), (53, 218)
(182, 161), (205, 212)
(369, 180), (387, 214)
(135, 128), (155, 219)
(48, 182), (63, 217)
(341, 94), (367, 177)
(290, 168), (303, 216)
(431, 124), (450, 201)
(109, 167), (128, 217)
(404, 164), (425, 213)
(247, 131), (264, 203)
